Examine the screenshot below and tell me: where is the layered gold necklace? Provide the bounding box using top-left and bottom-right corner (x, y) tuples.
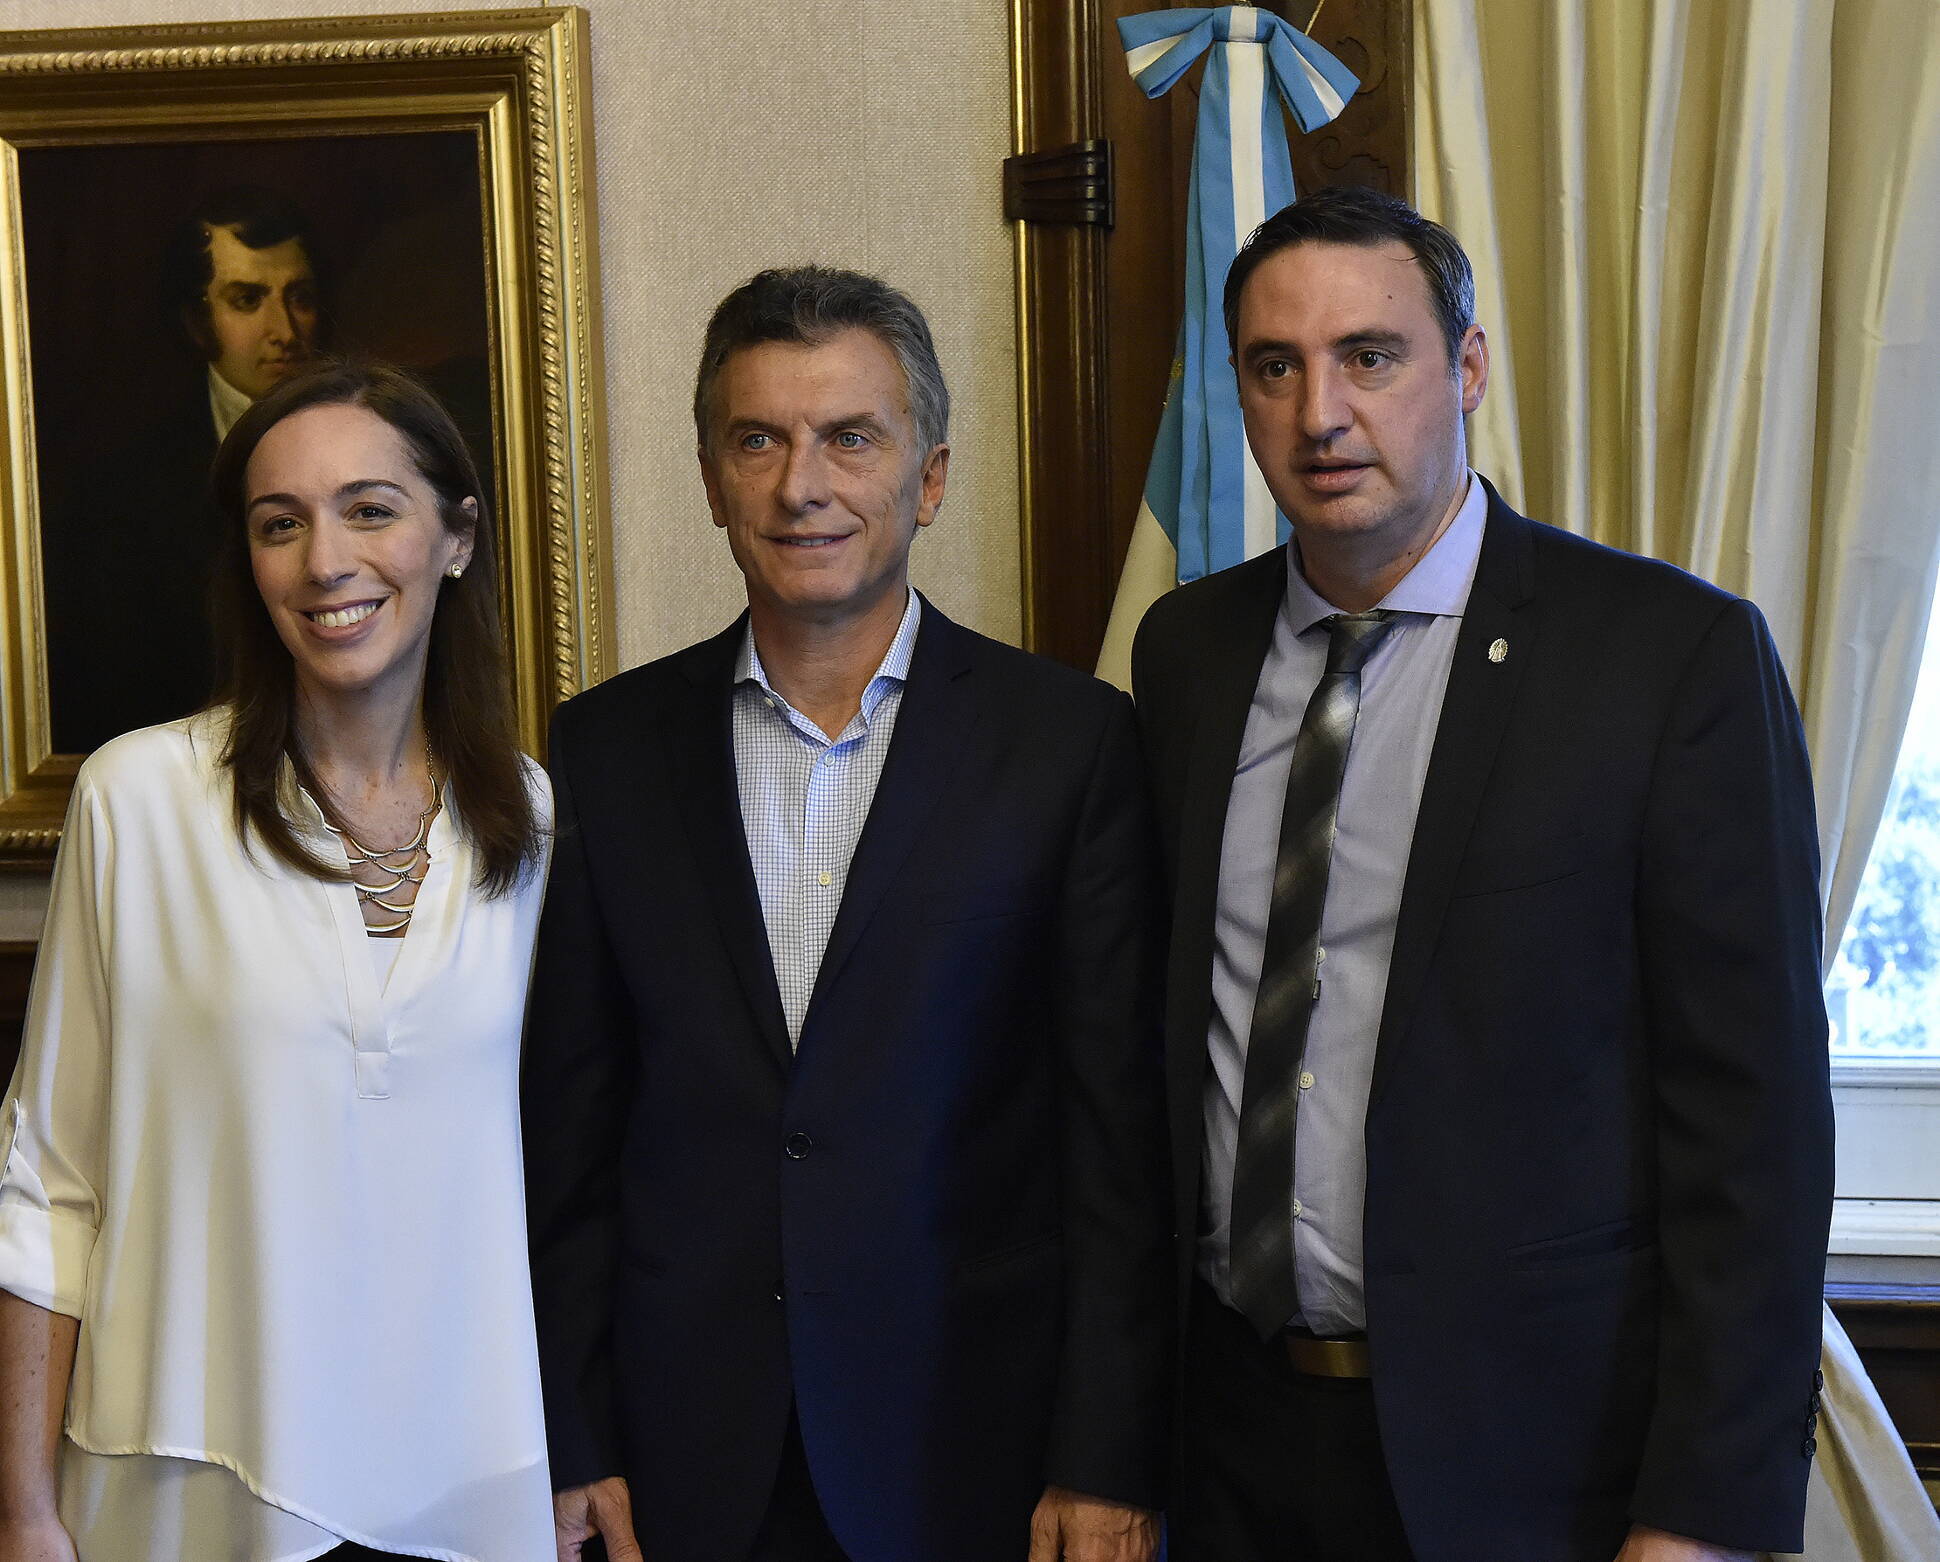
(318, 749), (442, 938)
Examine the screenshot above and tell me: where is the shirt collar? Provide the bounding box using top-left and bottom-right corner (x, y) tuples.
(207, 366), (254, 442)
(1281, 470), (1489, 636)
(736, 588), (923, 725)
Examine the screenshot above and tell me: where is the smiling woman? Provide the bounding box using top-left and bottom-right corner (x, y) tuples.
(210, 360), (536, 897)
(0, 361), (555, 1560)
(244, 408), (471, 714)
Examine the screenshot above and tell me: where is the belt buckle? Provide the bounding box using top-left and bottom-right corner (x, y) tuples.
(1284, 1332), (1371, 1379)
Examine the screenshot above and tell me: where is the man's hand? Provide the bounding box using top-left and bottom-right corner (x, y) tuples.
(553, 1476), (643, 1562)
(1613, 1523), (1756, 1562)
(1026, 1485), (1159, 1562)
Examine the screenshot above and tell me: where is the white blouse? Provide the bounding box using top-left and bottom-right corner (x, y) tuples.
(0, 715), (555, 1562)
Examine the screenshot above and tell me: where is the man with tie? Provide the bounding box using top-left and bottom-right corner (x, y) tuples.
(522, 266), (1171, 1562)
(1132, 186), (1833, 1562)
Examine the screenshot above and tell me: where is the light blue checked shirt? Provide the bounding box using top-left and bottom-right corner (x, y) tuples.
(733, 590), (922, 1047)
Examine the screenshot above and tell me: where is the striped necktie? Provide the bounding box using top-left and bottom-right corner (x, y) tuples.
(1228, 609), (1400, 1339)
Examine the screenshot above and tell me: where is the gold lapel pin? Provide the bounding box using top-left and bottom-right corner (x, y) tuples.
(1488, 638), (1509, 663)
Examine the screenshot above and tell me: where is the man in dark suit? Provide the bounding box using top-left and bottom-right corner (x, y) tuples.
(1132, 187), (1833, 1562)
(523, 267), (1171, 1562)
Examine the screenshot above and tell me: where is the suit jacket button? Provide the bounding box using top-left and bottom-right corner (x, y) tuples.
(1814, 1369), (1826, 1391)
(785, 1132), (814, 1160)
(1803, 1435), (1818, 1457)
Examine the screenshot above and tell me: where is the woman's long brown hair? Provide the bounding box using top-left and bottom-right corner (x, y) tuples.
(208, 359), (541, 896)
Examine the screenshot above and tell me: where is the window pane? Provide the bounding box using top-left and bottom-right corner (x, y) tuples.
(1829, 615), (1940, 1060)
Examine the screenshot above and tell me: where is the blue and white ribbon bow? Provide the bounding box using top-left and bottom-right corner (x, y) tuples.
(1118, 7), (1358, 582)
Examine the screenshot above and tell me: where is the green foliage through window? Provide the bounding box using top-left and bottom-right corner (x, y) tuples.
(1833, 757), (1940, 1056)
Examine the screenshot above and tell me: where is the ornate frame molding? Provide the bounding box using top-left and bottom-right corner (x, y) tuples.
(0, 8), (611, 864)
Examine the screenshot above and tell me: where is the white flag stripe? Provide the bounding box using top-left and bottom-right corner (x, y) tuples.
(1095, 500), (1181, 692)
(1242, 433), (1277, 560)
(1227, 34), (1267, 253)
(1289, 41), (1348, 123)
(1125, 35), (1182, 78)
(1226, 11), (1275, 560)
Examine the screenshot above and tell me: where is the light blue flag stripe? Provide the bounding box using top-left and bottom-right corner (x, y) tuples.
(1194, 33), (1248, 576)
(1118, 6), (1358, 583)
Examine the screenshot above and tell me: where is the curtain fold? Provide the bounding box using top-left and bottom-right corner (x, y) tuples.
(1807, 0), (1940, 941)
(1416, 0), (1940, 940)
(1415, 1), (1940, 1554)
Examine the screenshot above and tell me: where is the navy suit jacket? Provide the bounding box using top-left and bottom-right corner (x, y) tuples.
(523, 600), (1172, 1562)
(47, 381), (221, 752)
(1131, 484), (1835, 1561)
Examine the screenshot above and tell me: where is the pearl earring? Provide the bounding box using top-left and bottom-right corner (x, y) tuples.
(448, 564), (465, 579)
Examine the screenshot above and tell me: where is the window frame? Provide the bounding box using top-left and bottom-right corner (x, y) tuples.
(1830, 1064), (1940, 1258)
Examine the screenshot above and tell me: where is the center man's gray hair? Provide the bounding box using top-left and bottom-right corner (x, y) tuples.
(693, 266), (951, 455)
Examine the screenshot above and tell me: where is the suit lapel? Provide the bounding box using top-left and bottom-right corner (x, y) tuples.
(1371, 489), (1538, 1103)
(801, 599), (978, 1035)
(1166, 552), (1288, 1136)
(666, 618), (793, 1070)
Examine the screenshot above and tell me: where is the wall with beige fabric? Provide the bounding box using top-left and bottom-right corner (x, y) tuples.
(0, 0), (1021, 935)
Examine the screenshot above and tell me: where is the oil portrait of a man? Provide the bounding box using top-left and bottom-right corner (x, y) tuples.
(21, 135), (492, 754)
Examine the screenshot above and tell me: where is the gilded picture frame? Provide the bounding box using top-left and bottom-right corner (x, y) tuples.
(0, 7), (611, 866)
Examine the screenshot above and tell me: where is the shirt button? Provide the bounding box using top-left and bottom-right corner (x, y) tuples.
(1299, 1071), (1316, 1090)
(818, 870), (832, 887)
(1291, 1198), (1304, 1219)
(1316, 946), (1327, 965)
(784, 1132), (814, 1160)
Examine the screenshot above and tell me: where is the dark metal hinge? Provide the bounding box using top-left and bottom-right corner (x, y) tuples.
(1003, 139), (1113, 228)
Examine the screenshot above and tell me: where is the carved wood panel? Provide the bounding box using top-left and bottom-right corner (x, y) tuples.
(1289, 0), (1411, 201)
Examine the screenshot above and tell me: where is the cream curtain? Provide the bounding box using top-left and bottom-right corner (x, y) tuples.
(1414, 0), (1940, 1554)
(1415, 0), (1940, 945)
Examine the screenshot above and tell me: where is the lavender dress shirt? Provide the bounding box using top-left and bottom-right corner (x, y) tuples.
(1199, 475), (1487, 1336)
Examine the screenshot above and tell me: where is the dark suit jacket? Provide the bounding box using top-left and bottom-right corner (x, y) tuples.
(1132, 483), (1834, 1561)
(46, 380), (223, 752)
(523, 599), (1172, 1562)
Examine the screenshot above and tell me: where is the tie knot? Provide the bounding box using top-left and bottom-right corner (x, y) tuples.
(1321, 611), (1399, 675)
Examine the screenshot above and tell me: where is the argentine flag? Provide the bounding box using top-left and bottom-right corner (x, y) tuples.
(1096, 6), (1358, 688)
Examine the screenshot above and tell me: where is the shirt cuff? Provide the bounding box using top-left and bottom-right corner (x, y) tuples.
(0, 1198), (98, 1318)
